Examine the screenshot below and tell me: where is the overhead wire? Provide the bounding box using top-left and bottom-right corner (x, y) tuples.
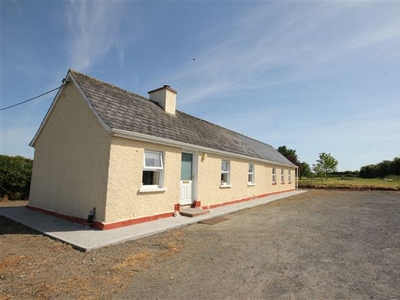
(0, 81), (68, 112)
(1, 79), (398, 130)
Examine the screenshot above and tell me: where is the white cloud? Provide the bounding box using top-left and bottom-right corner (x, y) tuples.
(65, 0), (124, 71)
(158, 5), (333, 102)
(313, 22), (400, 64)
(159, 2), (400, 107)
(11, 0), (21, 10)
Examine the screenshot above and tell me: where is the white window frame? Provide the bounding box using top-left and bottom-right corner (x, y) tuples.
(272, 168), (276, 184)
(140, 150), (166, 192)
(281, 169), (285, 184)
(144, 150), (163, 170)
(221, 160), (231, 187)
(288, 169), (292, 183)
(248, 163), (255, 186)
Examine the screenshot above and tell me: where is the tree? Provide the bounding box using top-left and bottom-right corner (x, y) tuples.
(313, 152), (338, 179)
(277, 146), (300, 166)
(299, 162), (312, 179)
(277, 146), (312, 179)
(359, 165), (374, 178)
(393, 157), (400, 175)
(359, 156), (400, 178)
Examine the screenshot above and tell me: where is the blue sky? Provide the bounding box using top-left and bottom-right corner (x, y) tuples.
(1, 0), (400, 171)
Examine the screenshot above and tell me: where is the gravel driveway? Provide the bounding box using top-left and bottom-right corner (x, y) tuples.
(1, 190), (399, 299)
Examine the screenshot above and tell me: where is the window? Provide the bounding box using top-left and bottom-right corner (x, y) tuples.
(142, 150), (164, 188)
(272, 168), (276, 184)
(248, 163), (255, 184)
(221, 160), (230, 186)
(288, 170), (291, 183)
(281, 169), (285, 183)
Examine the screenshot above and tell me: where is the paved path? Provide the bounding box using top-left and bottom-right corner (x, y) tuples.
(0, 190), (305, 251)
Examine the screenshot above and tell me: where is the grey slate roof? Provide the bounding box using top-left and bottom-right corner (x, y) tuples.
(70, 70), (295, 167)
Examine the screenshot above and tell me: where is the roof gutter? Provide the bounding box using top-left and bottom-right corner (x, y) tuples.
(111, 128), (297, 168)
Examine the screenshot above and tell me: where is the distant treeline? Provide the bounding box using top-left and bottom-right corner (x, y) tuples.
(330, 171), (360, 178)
(0, 155), (33, 200)
(314, 157), (400, 179)
(359, 157), (400, 178)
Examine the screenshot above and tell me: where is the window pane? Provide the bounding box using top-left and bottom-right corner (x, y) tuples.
(221, 173), (228, 184)
(142, 171), (159, 185)
(145, 151), (162, 168)
(222, 160), (229, 172)
(249, 164), (253, 173)
(181, 153), (193, 180)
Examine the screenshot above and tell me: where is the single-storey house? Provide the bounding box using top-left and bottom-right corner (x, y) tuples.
(28, 70), (297, 230)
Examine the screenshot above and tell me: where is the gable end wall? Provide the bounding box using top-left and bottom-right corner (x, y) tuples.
(29, 82), (111, 221)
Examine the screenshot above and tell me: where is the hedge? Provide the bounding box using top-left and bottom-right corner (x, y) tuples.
(0, 155), (33, 200)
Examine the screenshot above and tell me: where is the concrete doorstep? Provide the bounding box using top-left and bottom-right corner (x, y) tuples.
(0, 190), (306, 251)
(179, 207), (210, 217)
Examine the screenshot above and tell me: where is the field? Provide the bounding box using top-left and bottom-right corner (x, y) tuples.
(299, 176), (400, 191)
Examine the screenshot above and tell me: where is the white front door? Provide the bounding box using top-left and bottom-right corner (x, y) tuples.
(180, 153), (193, 205)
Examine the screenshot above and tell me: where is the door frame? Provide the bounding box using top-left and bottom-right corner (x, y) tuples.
(180, 150), (198, 205)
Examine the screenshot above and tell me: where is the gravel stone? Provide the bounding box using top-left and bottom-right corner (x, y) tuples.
(1, 190), (399, 299)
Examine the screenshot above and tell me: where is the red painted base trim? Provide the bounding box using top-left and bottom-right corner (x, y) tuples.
(27, 189), (295, 230)
(27, 205), (88, 225)
(193, 201), (201, 208)
(201, 189), (296, 210)
(98, 212), (174, 230)
(27, 205), (175, 231)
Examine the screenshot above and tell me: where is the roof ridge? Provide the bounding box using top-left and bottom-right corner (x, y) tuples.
(69, 69), (150, 102)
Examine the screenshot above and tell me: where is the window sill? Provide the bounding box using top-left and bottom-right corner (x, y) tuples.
(247, 183), (256, 187)
(139, 187), (167, 193)
(219, 184), (232, 188)
(272, 182), (277, 185)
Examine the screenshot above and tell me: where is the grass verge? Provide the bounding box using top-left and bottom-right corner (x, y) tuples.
(299, 177), (400, 191)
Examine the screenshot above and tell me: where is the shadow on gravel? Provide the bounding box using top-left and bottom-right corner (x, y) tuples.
(0, 215), (41, 236)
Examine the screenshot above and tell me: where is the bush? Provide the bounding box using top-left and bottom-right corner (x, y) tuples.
(0, 155), (33, 200)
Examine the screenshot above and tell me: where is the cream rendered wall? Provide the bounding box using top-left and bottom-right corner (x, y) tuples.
(197, 153), (296, 207)
(29, 81), (295, 225)
(104, 137), (181, 223)
(29, 83), (111, 221)
(106, 142), (295, 222)
(265, 164), (296, 193)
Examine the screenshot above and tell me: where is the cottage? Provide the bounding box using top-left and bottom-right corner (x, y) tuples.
(28, 70), (297, 229)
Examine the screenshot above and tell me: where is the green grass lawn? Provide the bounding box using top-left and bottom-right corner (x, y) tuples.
(299, 176), (400, 191)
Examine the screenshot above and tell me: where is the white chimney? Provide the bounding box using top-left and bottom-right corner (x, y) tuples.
(148, 85), (177, 115)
